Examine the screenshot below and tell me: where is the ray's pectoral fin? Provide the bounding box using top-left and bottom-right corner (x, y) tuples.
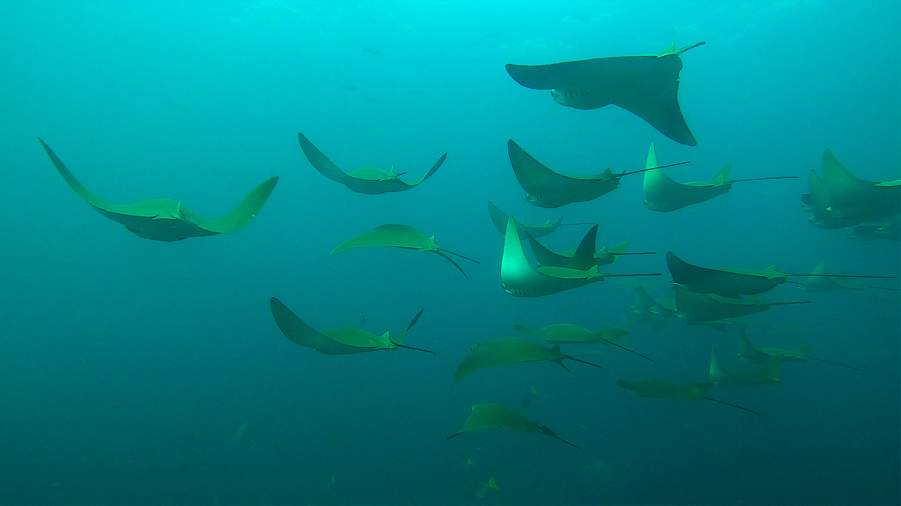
(39, 138), (125, 213)
(406, 153), (447, 186)
(188, 177), (279, 234)
(297, 132), (358, 187)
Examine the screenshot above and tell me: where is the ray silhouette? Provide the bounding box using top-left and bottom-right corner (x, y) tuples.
(643, 143), (797, 211)
(615, 379), (760, 415)
(802, 149), (900, 228)
(488, 201), (591, 238)
(270, 297), (433, 355)
(298, 131), (445, 194)
(737, 325), (864, 371)
(447, 403), (580, 448)
(505, 42), (705, 145)
(507, 139), (689, 208)
(39, 138), (278, 242)
(667, 251), (895, 298)
(673, 285), (810, 323)
(330, 224), (479, 279)
(512, 323), (652, 361)
(453, 337), (603, 382)
(627, 286), (677, 322)
(709, 349), (781, 387)
(501, 217), (660, 296)
(526, 225), (655, 269)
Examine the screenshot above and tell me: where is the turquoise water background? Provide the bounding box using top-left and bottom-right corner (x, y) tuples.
(0, 1), (898, 504)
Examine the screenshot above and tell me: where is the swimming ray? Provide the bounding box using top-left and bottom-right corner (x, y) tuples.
(737, 325), (864, 371)
(269, 297), (434, 355)
(447, 403), (580, 449)
(643, 143), (797, 212)
(667, 251), (895, 298)
(507, 139), (688, 208)
(330, 224), (479, 279)
(298, 132), (445, 194)
(453, 337), (602, 382)
(526, 225), (655, 270)
(527, 224), (599, 270)
(798, 260), (867, 292)
(852, 214), (900, 241)
(673, 285), (810, 323)
(622, 286), (674, 329)
(802, 149), (900, 228)
(505, 42), (705, 145)
(473, 475), (499, 499)
(615, 378), (760, 415)
(709, 349), (781, 387)
(502, 217), (660, 297)
(632, 286), (676, 318)
(487, 201), (591, 238)
(39, 138), (278, 242)
(512, 323), (652, 361)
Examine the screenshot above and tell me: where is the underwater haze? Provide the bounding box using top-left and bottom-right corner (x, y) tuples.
(0, 1), (899, 504)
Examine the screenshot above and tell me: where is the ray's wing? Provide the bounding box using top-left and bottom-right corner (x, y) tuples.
(507, 139), (579, 196)
(403, 153), (447, 186)
(600, 54), (696, 146)
(820, 149), (900, 223)
(569, 224), (599, 270)
(736, 326), (773, 364)
(488, 201), (512, 235)
(489, 202), (561, 238)
(270, 298), (368, 355)
(189, 177), (279, 234)
(39, 138), (160, 217)
(525, 231), (572, 268)
(298, 131), (360, 189)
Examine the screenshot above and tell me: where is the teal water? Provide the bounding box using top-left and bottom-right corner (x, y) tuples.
(0, 1), (898, 504)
